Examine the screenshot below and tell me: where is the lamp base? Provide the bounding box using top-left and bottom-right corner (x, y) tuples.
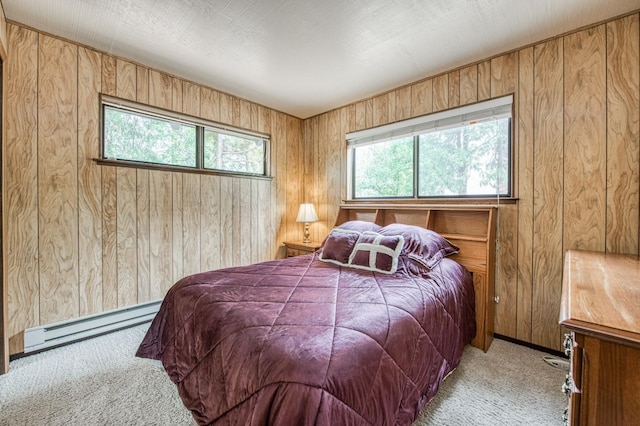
(302, 222), (311, 243)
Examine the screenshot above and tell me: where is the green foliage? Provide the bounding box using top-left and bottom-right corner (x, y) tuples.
(204, 130), (265, 174)
(104, 107), (196, 167)
(353, 118), (510, 198)
(354, 137), (414, 198)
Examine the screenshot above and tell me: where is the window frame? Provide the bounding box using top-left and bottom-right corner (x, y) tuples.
(99, 95), (271, 179)
(346, 95), (514, 200)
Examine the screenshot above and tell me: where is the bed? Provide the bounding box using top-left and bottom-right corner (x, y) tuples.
(137, 205), (496, 425)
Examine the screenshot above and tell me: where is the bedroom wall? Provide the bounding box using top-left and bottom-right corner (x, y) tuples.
(3, 23), (304, 355)
(302, 12), (640, 351)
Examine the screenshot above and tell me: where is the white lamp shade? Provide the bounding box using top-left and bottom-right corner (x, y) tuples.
(296, 203), (318, 223)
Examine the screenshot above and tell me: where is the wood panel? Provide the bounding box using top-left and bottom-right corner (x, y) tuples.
(516, 47), (535, 341)
(395, 86), (411, 121)
(136, 169), (151, 302)
(148, 70), (172, 109)
(116, 167), (137, 307)
(373, 93), (388, 126)
(200, 86), (220, 121)
(149, 171), (172, 299)
(38, 35), (79, 325)
(564, 26), (607, 252)
(532, 38), (564, 349)
(101, 54), (116, 96)
(459, 65), (478, 105)
(77, 47), (103, 317)
(448, 70), (460, 107)
(410, 79), (433, 118)
(116, 59), (136, 101)
(102, 167), (118, 311)
(200, 175), (221, 271)
(432, 74), (449, 111)
(477, 60), (491, 101)
(5, 24), (39, 355)
(606, 15), (640, 255)
(136, 66), (149, 104)
(219, 177), (233, 269)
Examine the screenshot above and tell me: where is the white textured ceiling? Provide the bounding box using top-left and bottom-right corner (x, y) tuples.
(3, 0), (639, 118)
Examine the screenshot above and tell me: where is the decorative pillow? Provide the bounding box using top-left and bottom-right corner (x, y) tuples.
(334, 220), (383, 233)
(318, 228), (362, 265)
(348, 231), (404, 274)
(379, 223), (459, 269)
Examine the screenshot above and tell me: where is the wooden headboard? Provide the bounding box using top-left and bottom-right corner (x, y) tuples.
(334, 204), (496, 352)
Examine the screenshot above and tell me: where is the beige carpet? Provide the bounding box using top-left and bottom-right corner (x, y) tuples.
(0, 324), (566, 425)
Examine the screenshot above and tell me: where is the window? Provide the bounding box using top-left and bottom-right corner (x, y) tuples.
(102, 96), (269, 176)
(347, 95), (512, 199)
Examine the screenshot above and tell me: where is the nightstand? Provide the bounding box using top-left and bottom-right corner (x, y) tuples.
(284, 241), (322, 257)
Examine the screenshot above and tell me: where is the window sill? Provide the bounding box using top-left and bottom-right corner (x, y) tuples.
(94, 158), (273, 181)
(342, 197), (518, 206)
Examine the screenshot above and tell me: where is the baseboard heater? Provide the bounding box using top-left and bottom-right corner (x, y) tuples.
(23, 300), (162, 353)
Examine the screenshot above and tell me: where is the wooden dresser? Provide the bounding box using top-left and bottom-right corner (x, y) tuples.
(559, 250), (640, 425)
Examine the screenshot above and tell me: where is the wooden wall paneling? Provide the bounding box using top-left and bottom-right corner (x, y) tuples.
(410, 79), (433, 118)
(116, 167), (137, 307)
(516, 47), (535, 341)
(478, 60), (491, 101)
(5, 24), (39, 354)
(339, 107), (350, 202)
(240, 99), (252, 130)
(231, 178), (242, 265)
(387, 92), (396, 124)
(102, 166), (118, 311)
(273, 112), (287, 257)
(232, 97), (241, 127)
(327, 109), (342, 230)
(219, 92), (233, 125)
(257, 106), (274, 260)
(395, 86), (411, 121)
(251, 179), (259, 263)
(101, 54), (116, 96)
(460, 65), (478, 105)
(37, 35), (79, 325)
(448, 70), (460, 107)
(353, 101), (366, 132)
(116, 59), (136, 101)
(149, 171), (173, 298)
(250, 103), (259, 132)
(373, 93), (389, 127)
(134, 67), (150, 302)
(182, 84), (202, 274)
(433, 74), (449, 111)
(218, 177), (233, 269)
(136, 66), (149, 104)
(239, 178), (252, 265)
(532, 38), (564, 350)
(287, 116), (302, 242)
(77, 46), (103, 317)
(148, 70), (172, 109)
(172, 78), (183, 113)
(182, 173), (201, 275)
(257, 179), (271, 262)
(491, 52), (519, 339)
(563, 26), (607, 252)
(200, 175), (221, 271)
(200, 86), (220, 122)
(182, 81), (201, 116)
(606, 14), (640, 255)
(364, 98), (374, 129)
(317, 114), (328, 240)
(136, 169), (151, 302)
(172, 174), (184, 282)
(302, 118), (315, 240)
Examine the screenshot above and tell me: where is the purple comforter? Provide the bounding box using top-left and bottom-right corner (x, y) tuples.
(137, 253), (475, 425)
